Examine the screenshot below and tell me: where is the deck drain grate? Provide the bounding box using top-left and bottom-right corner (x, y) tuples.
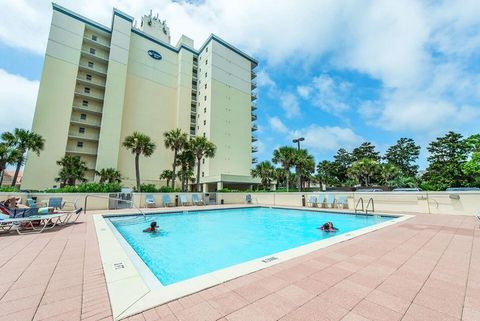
(262, 256), (278, 263)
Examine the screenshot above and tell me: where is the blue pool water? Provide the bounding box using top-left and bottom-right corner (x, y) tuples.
(108, 207), (394, 285)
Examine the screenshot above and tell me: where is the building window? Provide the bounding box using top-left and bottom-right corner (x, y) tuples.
(82, 100), (89, 107)
(204, 95), (207, 101)
(91, 35), (97, 41)
(88, 61), (94, 68)
(206, 47), (208, 52)
(202, 171), (204, 177)
(197, 126), (199, 130)
(202, 159), (205, 164)
(77, 141), (84, 148)
(199, 68), (201, 73)
(203, 120), (206, 126)
(80, 114), (87, 120)
(204, 107), (206, 113)
(89, 48), (96, 55)
(84, 87), (91, 94)
(205, 59), (208, 65)
(205, 72), (207, 78)
(204, 83), (207, 89)
(79, 127), (85, 134)
(86, 74), (92, 81)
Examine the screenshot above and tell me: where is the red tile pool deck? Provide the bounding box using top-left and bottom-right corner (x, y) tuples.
(0, 207), (478, 321)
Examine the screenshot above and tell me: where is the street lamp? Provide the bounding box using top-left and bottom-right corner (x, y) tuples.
(292, 137), (305, 191)
(292, 137), (305, 150)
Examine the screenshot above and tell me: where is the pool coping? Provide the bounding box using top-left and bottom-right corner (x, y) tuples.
(93, 205), (413, 320)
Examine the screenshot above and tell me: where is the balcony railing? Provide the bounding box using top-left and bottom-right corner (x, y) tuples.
(251, 104), (257, 111)
(252, 124), (258, 132)
(251, 70), (257, 79)
(251, 113), (257, 121)
(251, 135), (258, 142)
(70, 117), (102, 128)
(65, 147), (98, 156)
(251, 80), (257, 90)
(252, 157), (258, 164)
(72, 105), (103, 115)
(76, 78), (106, 89)
(83, 36), (111, 49)
(79, 63), (107, 76)
(252, 146), (258, 153)
(74, 92), (104, 103)
(81, 50), (109, 63)
(68, 132), (100, 141)
(251, 93), (257, 101)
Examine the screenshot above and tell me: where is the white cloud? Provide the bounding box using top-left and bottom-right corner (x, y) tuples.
(0, 69), (38, 132)
(279, 92), (300, 119)
(291, 125), (363, 153)
(268, 116), (288, 133)
(298, 74), (351, 115)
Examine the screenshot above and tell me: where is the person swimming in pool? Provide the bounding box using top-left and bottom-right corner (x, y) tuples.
(318, 222), (338, 232)
(143, 221), (158, 233)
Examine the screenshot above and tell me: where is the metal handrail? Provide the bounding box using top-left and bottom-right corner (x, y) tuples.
(366, 198), (375, 214)
(355, 197), (364, 213)
(83, 194), (146, 219)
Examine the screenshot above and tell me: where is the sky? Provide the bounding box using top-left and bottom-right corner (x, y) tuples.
(1, 0), (480, 170)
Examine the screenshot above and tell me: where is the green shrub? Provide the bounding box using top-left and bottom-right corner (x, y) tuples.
(158, 186), (175, 193)
(0, 186), (19, 193)
(44, 182), (122, 193)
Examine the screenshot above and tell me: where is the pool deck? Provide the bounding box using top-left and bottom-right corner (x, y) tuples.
(0, 205), (478, 321)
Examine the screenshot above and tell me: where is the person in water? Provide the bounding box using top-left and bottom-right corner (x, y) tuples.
(143, 221), (158, 233)
(318, 222), (338, 232)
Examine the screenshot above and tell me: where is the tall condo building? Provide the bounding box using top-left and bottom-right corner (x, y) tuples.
(22, 4), (259, 191)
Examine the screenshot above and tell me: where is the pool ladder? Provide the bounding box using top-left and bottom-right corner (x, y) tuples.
(355, 197), (375, 214)
(83, 194), (147, 220)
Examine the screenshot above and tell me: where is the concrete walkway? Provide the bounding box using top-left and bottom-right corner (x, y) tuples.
(0, 209), (478, 321)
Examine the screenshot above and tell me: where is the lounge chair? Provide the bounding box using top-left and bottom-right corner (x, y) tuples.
(163, 195), (173, 207)
(58, 208), (83, 224)
(192, 194), (204, 205)
(48, 197), (65, 210)
(179, 195), (190, 206)
(145, 195), (156, 208)
(307, 196), (317, 207)
(336, 196), (347, 209)
(0, 204), (66, 234)
(27, 198), (38, 208)
(324, 195), (335, 208)
(245, 194), (252, 204)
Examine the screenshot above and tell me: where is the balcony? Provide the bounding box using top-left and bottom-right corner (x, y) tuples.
(72, 105), (103, 116)
(252, 157), (258, 164)
(193, 60), (198, 67)
(251, 70), (257, 79)
(251, 93), (257, 101)
(251, 80), (257, 90)
(65, 146), (98, 156)
(192, 85), (197, 91)
(68, 132), (100, 142)
(191, 97), (197, 104)
(79, 63), (107, 76)
(252, 146), (258, 153)
(251, 135), (258, 142)
(252, 124), (258, 132)
(70, 117), (102, 128)
(251, 112), (257, 121)
(81, 50), (109, 64)
(76, 77), (106, 89)
(251, 104), (257, 111)
(74, 91), (104, 103)
(83, 36), (111, 49)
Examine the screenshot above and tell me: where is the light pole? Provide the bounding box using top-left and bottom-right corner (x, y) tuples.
(292, 137), (305, 191)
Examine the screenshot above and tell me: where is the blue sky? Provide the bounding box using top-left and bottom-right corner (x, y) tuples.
(1, 0), (480, 170)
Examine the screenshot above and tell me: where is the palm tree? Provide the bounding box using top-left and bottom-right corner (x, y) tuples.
(0, 143), (20, 186)
(189, 136), (216, 192)
(2, 128), (45, 186)
(122, 132), (156, 191)
(159, 169), (173, 187)
(251, 161), (275, 190)
(95, 168), (122, 184)
(176, 146), (195, 191)
(272, 146), (297, 192)
(294, 149), (315, 191)
(379, 163), (400, 185)
(55, 155), (88, 186)
(347, 158), (380, 186)
(163, 129), (188, 189)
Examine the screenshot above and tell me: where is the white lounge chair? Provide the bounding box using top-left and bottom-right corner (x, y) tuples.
(179, 195), (190, 206)
(324, 195), (335, 208)
(145, 195), (156, 208)
(245, 194), (252, 204)
(0, 209), (65, 234)
(192, 194), (204, 205)
(307, 196), (317, 207)
(336, 196), (347, 209)
(163, 195), (173, 207)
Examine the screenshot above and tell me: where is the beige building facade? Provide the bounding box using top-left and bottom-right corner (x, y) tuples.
(22, 4), (259, 191)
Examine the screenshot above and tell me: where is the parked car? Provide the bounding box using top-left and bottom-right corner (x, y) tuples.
(446, 187), (480, 191)
(392, 188), (423, 192)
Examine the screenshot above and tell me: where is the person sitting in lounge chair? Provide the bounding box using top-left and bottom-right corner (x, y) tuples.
(143, 221), (158, 233)
(2, 196), (28, 209)
(318, 222), (338, 232)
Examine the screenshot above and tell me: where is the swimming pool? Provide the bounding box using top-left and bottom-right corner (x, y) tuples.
(108, 207), (394, 286)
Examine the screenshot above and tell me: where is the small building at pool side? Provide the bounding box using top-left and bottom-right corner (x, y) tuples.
(22, 4), (260, 191)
